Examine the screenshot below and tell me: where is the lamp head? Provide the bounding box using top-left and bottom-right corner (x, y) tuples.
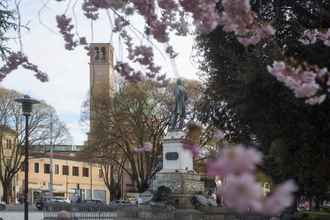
(15, 95), (40, 116)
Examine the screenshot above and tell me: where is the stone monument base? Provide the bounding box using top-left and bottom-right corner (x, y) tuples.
(152, 172), (205, 209)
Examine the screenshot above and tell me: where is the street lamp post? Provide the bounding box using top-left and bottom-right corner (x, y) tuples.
(15, 95), (40, 220)
(49, 113), (54, 194)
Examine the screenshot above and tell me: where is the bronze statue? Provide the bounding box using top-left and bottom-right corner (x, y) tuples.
(170, 78), (187, 130)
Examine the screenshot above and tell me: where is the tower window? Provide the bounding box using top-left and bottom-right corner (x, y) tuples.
(94, 47), (100, 60)
(101, 47), (106, 60)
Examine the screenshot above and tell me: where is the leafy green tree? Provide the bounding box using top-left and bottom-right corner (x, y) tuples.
(196, 0), (330, 209)
(0, 2), (16, 60)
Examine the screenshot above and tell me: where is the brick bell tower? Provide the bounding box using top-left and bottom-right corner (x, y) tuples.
(88, 43), (115, 145)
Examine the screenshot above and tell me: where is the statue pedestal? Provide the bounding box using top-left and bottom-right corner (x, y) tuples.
(152, 130), (204, 208)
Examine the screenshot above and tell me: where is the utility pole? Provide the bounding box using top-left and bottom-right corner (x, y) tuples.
(49, 113), (54, 194)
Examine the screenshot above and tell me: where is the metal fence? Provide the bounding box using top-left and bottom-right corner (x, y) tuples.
(43, 203), (117, 220)
(42, 203), (175, 220)
(204, 213), (279, 220)
(43, 203), (281, 220)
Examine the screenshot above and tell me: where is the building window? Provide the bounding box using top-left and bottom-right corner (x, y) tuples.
(6, 139), (12, 149)
(62, 165), (69, 175)
(100, 47), (106, 60)
(34, 163), (39, 173)
(99, 169), (103, 178)
(44, 164), (50, 174)
(55, 164), (59, 175)
(72, 166), (79, 176)
(94, 47), (100, 60)
(82, 168), (89, 177)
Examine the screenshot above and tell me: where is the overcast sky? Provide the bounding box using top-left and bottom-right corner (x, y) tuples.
(1, 1), (200, 145)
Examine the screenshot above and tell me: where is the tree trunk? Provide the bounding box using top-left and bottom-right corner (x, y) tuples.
(1, 180), (13, 204)
(315, 197), (321, 211)
(137, 179), (149, 193)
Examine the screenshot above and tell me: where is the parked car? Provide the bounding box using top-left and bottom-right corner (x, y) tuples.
(136, 191), (153, 205)
(81, 200), (105, 205)
(109, 200), (131, 208)
(0, 201), (6, 211)
(71, 199), (109, 212)
(36, 197), (69, 210)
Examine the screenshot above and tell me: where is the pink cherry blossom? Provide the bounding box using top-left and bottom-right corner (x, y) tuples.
(207, 145), (262, 177)
(221, 174), (263, 213)
(115, 62), (142, 82)
(113, 17), (130, 33)
(82, 0), (99, 20)
(262, 180), (297, 215)
(165, 45), (178, 59)
(125, 45), (167, 84)
(300, 28), (330, 46)
(305, 95), (327, 105)
(0, 52), (48, 82)
(267, 61), (329, 105)
(56, 14), (78, 50)
(299, 29), (319, 45)
(179, 0), (220, 32)
(143, 142), (153, 151)
(22, 62), (48, 82)
(220, 0), (274, 46)
(134, 142), (153, 153)
(149, 19), (169, 43)
(182, 141), (200, 157)
(0, 52), (27, 80)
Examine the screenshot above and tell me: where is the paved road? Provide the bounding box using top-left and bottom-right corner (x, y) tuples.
(3, 204), (39, 211)
(0, 211), (43, 220)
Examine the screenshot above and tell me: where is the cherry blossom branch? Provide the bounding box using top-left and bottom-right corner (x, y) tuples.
(267, 60), (329, 105)
(178, 125), (297, 215)
(299, 28), (330, 46)
(219, 0), (275, 46)
(0, 52), (48, 82)
(207, 145), (297, 215)
(56, 14), (78, 50)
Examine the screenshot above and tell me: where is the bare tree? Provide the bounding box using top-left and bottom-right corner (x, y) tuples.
(0, 87), (71, 203)
(82, 80), (208, 193)
(82, 81), (170, 193)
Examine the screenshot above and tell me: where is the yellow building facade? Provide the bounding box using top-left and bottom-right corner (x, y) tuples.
(15, 152), (110, 204)
(0, 125), (18, 203)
